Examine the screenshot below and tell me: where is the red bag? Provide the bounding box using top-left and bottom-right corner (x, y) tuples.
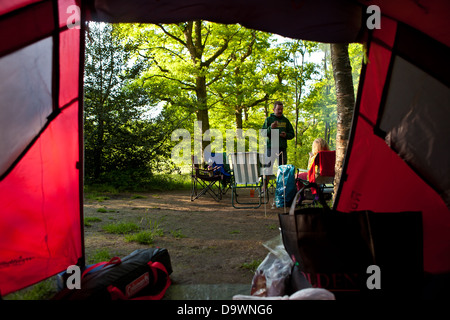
(53, 248), (172, 300)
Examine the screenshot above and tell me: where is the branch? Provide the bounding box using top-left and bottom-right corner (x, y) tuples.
(142, 46), (187, 62)
(194, 20), (203, 54)
(240, 30), (256, 63)
(202, 23), (211, 49)
(146, 112), (192, 156)
(202, 42), (229, 67)
(138, 53), (169, 73)
(142, 74), (196, 90)
(206, 90), (234, 108)
(156, 23), (187, 47)
(201, 26), (240, 68)
(205, 55), (233, 86)
(183, 21), (197, 60)
(248, 93), (269, 108)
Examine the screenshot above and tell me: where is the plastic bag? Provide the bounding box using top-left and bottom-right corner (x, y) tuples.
(250, 234), (293, 297)
(234, 288), (335, 300)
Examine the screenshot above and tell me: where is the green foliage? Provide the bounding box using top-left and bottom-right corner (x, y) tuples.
(84, 21), (362, 189)
(84, 172), (191, 193)
(125, 231), (155, 245)
(240, 259), (263, 273)
(88, 171), (190, 192)
(84, 192), (110, 201)
(87, 249), (114, 264)
(84, 22), (185, 184)
(139, 217), (164, 235)
(170, 229), (186, 239)
(84, 217), (102, 227)
(123, 217), (164, 244)
(3, 279), (56, 300)
(102, 222), (140, 234)
(349, 43), (364, 95)
(84, 184), (119, 195)
(3, 248), (117, 300)
(131, 194), (146, 199)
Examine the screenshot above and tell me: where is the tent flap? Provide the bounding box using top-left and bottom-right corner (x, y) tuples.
(336, 17), (450, 274)
(0, 0), (84, 296)
(86, 0), (364, 43)
(376, 24), (450, 209)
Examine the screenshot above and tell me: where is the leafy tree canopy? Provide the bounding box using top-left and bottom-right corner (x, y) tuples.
(83, 21), (363, 187)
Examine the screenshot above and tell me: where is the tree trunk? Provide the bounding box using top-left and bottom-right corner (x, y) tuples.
(324, 121), (330, 144)
(196, 75), (210, 163)
(93, 114), (104, 179)
(330, 43), (355, 202)
(293, 48), (305, 156)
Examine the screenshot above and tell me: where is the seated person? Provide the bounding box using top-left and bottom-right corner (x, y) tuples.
(297, 137), (330, 181)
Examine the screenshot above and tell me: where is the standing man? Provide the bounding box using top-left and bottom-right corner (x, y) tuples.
(262, 101), (295, 167)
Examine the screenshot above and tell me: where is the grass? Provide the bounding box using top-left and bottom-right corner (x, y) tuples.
(240, 259), (263, 273)
(84, 183), (119, 195)
(3, 278), (57, 300)
(84, 216), (102, 227)
(83, 173), (192, 216)
(85, 173), (191, 194)
(102, 222), (140, 234)
(87, 249), (114, 264)
(125, 231), (156, 245)
(170, 229), (186, 239)
(131, 194), (146, 199)
(101, 217), (167, 245)
(85, 194), (110, 201)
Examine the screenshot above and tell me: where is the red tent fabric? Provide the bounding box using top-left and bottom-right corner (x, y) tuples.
(0, 0), (84, 296)
(0, 0), (449, 296)
(334, 15), (450, 274)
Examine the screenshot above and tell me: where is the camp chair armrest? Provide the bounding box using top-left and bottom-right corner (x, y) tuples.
(297, 178), (317, 188)
(196, 167), (221, 179)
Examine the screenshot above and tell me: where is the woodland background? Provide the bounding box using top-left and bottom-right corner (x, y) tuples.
(83, 21), (363, 192)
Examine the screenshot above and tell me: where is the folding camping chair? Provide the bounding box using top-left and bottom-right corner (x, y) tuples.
(206, 152), (232, 196)
(228, 152), (269, 209)
(296, 150), (336, 206)
(190, 155), (223, 202)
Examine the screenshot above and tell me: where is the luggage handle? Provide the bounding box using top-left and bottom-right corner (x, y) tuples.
(289, 181), (330, 215)
(82, 256), (122, 279)
(107, 261), (171, 300)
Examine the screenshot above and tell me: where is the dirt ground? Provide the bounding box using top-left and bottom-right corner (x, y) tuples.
(83, 188), (287, 291)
